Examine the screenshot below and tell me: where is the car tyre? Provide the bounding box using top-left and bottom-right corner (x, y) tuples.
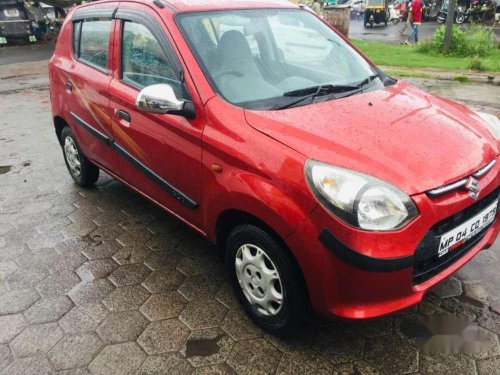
(61, 126), (99, 187)
(225, 224), (308, 335)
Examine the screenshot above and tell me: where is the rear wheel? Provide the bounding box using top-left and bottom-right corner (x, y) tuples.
(61, 127), (99, 187)
(225, 225), (308, 334)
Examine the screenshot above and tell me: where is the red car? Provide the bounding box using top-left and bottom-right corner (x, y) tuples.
(49, 0), (500, 333)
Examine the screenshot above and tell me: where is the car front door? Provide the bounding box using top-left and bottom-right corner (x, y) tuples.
(108, 3), (205, 228)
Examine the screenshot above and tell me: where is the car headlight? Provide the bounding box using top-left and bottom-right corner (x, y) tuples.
(305, 160), (418, 231)
(475, 111), (500, 140)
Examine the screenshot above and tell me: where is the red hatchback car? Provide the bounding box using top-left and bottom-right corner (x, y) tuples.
(49, 0), (500, 333)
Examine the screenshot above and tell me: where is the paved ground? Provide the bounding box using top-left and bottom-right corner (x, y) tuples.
(1, 60), (500, 375)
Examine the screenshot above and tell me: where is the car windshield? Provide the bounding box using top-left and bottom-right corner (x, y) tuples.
(177, 8), (381, 110)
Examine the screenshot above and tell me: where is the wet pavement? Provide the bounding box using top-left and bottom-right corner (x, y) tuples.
(0, 60), (500, 375)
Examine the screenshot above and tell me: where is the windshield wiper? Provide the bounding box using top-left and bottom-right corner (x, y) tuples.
(272, 84), (357, 110)
(271, 74), (380, 111)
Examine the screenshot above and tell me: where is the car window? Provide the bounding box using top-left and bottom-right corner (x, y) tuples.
(78, 20), (112, 71)
(121, 21), (182, 95)
(178, 9), (377, 109)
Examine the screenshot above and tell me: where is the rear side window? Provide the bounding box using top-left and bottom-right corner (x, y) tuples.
(73, 19), (112, 71)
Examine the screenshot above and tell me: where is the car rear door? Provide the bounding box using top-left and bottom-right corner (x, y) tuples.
(62, 3), (120, 174)
(108, 2), (205, 228)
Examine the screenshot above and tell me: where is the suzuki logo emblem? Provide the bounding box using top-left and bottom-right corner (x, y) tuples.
(465, 177), (480, 200)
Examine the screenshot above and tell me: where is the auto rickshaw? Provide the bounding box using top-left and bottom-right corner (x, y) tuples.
(364, 0), (390, 26)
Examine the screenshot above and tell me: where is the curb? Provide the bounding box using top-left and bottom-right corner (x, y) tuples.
(380, 66), (500, 85)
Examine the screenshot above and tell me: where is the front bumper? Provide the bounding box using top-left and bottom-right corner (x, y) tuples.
(286, 162), (500, 319)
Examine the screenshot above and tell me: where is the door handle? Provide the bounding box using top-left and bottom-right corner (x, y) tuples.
(117, 110), (131, 123)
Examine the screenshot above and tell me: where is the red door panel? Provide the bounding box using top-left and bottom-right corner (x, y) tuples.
(108, 4), (205, 228)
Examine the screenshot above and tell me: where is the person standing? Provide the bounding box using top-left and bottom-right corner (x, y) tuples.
(406, 0), (425, 44)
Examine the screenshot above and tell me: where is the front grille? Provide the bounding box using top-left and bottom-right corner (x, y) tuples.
(0, 21), (30, 36)
(413, 188), (499, 284)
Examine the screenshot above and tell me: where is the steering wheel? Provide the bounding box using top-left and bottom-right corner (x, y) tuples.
(213, 70), (244, 80)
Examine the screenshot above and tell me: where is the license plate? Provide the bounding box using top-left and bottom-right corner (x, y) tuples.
(0, 37), (6, 44)
(438, 200), (498, 257)
(29, 35), (36, 42)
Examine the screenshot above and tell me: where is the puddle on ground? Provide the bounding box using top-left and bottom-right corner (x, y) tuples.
(184, 336), (221, 358)
(0, 165), (12, 174)
(399, 317), (433, 343)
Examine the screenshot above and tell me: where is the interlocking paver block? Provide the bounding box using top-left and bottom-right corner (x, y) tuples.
(0, 261), (17, 279)
(139, 353), (193, 375)
(23, 295), (73, 324)
(178, 273), (224, 301)
(80, 240), (123, 261)
(0, 313), (27, 344)
(102, 285), (150, 311)
(345, 316), (394, 338)
(10, 322), (63, 358)
(141, 269), (185, 293)
(89, 342), (147, 375)
(180, 299), (228, 330)
(37, 270), (80, 297)
(143, 251), (183, 271)
(7, 267), (48, 290)
(331, 361), (380, 374)
(313, 325), (365, 364)
(137, 319), (190, 355)
(109, 263), (151, 286)
(0, 344), (13, 372)
(419, 354), (476, 375)
(276, 351), (332, 375)
(0, 289), (40, 314)
(76, 259), (119, 282)
(221, 310), (263, 341)
(59, 302), (109, 335)
(431, 277), (463, 299)
(97, 310), (149, 344)
(113, 244), (153, 266)
(48, 333), (103, 370)
(181, 328), (234, 368)
(477, 356), (500, 375)
(192, 363), (235, 374)
(69, 279), (114, 305)
(226, 338), (282, 375)
(1, 355), (53, 375)
(364, 335), (418, 374)
(139, 292), (187, 321)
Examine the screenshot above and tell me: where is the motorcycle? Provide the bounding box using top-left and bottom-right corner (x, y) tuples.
(388, 3), (401, 24)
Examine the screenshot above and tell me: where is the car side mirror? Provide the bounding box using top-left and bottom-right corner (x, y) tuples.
(136, 84), (195, 119)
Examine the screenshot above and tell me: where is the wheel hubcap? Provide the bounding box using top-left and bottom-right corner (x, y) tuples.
(235, 244), (284, 316)
(64, 137), (81, 177)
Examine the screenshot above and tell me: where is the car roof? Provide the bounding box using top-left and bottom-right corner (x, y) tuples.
(128, 0), (298, 12)
(76, 0), (298, 15)
(168, 0), (297, 12)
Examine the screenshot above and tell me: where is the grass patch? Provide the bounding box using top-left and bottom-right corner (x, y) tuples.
(453, 76), (469, 82)
(352, 39), (500, 72)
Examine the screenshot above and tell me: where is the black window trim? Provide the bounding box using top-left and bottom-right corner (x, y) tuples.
(114, 8), (184, 87)
(71, 7), (117, 75)
(119, 20), (179, 92)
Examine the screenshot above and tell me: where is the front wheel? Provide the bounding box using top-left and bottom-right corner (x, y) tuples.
(225, 225), (308, 334)
(392, 18), (400, 24)
(455, 13), (465, 24)
(437, 15), (445, 23)
(61, 127), (99, 187)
